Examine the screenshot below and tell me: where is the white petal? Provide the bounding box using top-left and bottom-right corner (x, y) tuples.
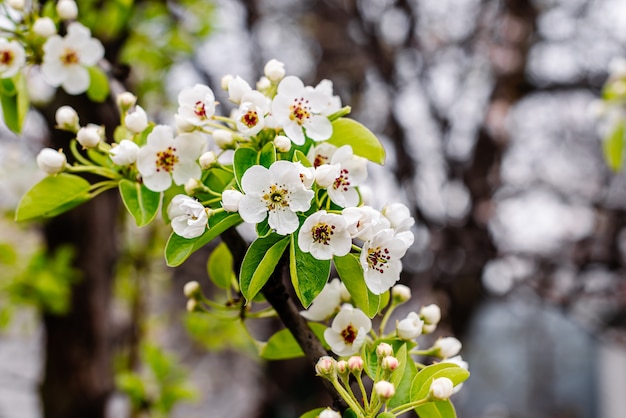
(79, 39), (104, 65)
(241, 165), (271, 194)
(172, 162), (201, 185)
(62, 65), (90, 94)
(304, 115), (332, 141)
(283, 122), (306, 146)
(268, 207), (299, 235)
(143, 171), (172, 192)
(239, 194), (268, 224)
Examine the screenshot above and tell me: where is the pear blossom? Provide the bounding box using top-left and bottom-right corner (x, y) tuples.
(238, 161), (314, 235)
(434, 337), (462, 359)
(56, 0), (78, 20)
(110, 139), (139, 166)
(382, 202), (415, 246)
(307, 79), (342, 116)
(36, 148), (66, 174)
(136, 125), (206, 192)
(76, 124), (103, 148)
(221, 189), (243, 212)
(33, 18), (57, 38)
(429, 377), (454, 400)
(55, 105), (79, 132)
(316, 145), (367, 208)
(298, 210), (351, 260)
(0, 39), (25, 78)
(264, 59), (285, 82)
(308, 142), (338, 168)
(420, 304), (441, 325)
(227, 76), (251, 104)
(300, 278), (344, 321)
(167, 194), (208, 239)
(176, 84), (216, 128)
(294, 162), (315, 188)
(360, 228), (410, 294)
(234, 91), (269, 137)
(41, 22), (104, 95)
(323, 304), (371, 356)
(342, 205), (390, 241)
(124, 105), (148, 133)
(396, 312), (424, 340)
(271, 75), (333, 145)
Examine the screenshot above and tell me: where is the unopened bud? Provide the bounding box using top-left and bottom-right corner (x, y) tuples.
(199, 151), (217, 169)
(221, 189), (243, 212)
(274, 135), (291, 153)
(186, 298), (199, 312)
(124, 105), (148, 133)
(264, 59), (286, 82)
(55, 105), (79, 132)
(373, 380), (395, 400)
(184, 178), (204, 195)
(213, 129), (234, 149)
(422, 323), (437, 334)
(420, 304), (441, 325)
(319, 409), (341, 418)
(376, 342), (393, 358)
(336, 360), (348, 374)
(33, 17), (57, 38)
(315, 356), (336, 378)
(256, 76), (271, 91)
(76, 124), (103, 148)
(391, 284), (411, 303)
(36, 148), (66, 175)
(347, 355), (364, 373)
(56, 0), (78, 20)
(7, 0), (25, 11)
(434, 337), (462, 359)
(381, 356), (399, 371)
(183, 281), (201, 298)
(220, 74), (233, 91)
(429, 377), (454, 400)
(117, 92), (137, 110)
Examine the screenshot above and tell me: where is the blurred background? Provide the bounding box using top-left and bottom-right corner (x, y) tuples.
(1, 0), (626, 417)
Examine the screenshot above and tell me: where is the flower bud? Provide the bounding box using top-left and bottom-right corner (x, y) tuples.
(117, 92), (137, 110)
(36, 148), (66, 175)
(199, 151), (217, 169)
(221, 189), (243, 212)
(315, 356), (336, 378)
(347, 355), (363, 373)
(429, 377), (454, 400)
(381, 356), (399, 371)
(420, 304), (441, 325)
(336, 360), (348, 374)
(124, 105), (148, 133)
(319, 409), (341, 418)
(7, 0), (25, 11)
(109, 139), (139, 166)
(264, 59), (286, 82)
(227, 76), (251, 104)
(56, 0), (78, 20)
(274, 135), (291, 152)
(184, 178), (204, 195)
(256, 76), (271, 91)
(175, 114), (195, 133)
(391, 284), (411, 303)
(55, 105), (79, 132)
(183, 281), (201, 298)
(33, 17), (57, 38)
(76, 124), (103, 148)
(422, 323), (437, 334)
(220, 74), (233, 90)
(376, 342), (393, 358)
(396, 312), (423, 340)
(213, 129), (234, 149)
(373, 380), (395, 400)
(186, 298), (199, 312)
(434, 337), (462, 358)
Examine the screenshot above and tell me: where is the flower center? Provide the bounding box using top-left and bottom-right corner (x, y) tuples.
(366, 246), (391, 273)
(333, 168), (351, 191)
(0, 50), (14, 66)
(312, 222), (335, 245)
(61, 48), (79, 66)
(155, 146), (179, 173)
(241, 110), (259, 128)
(313, 153), (330, 168)
(289, 97), (311, 125)
(194, 101), (207, 119)
(341, 324), (358, 344)
(263, 184), (290, 210)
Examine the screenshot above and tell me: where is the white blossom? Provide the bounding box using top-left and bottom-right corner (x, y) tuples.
(238, 161), (314, 235)
(167, 194), (208, 239)
(298, 210), (351, 260)
(117, 92), (137, 110)
(342, 205), (390, 241)
(176, 84), (216, 128)
(199, 151), (217, 169)
(300, 278), (343, 321)
(0, 39), (25, 78)
(33, 18), (57, 38)
(41, 22), (104, 94)
(396, 312), (423, 340)
(227, 76), (251, 104)
(323, 304), (371, 356)
(360, 229), (410, 295)
(234, 90), (269, 137)
(56, 0), (78, 20)
(308, 142), (338, 168)
(213, 129), (234, 149)
(323, 145), (368, 208)
(7, 0), (25, 10)
(110, 139), (139, 166)
(36, 148), (66, 174)
(125, 105), (148, 133)
(136, 125), (206, 192)
(308, 79), (342, 116)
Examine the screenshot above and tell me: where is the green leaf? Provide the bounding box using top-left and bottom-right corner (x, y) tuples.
(0, 74), (28, 134)
(0, 77), (16, 96)
(207, 242), (235, 289)
(377, 413), (396, 418)
(233, 147), (258, 189)
(603, 121), (625, 171)
(293, 150), (312, 166)
(86, 66), (110, 102)
(388, 344), (418, 409)
(118, 179), (161, 227)
(260, 322), (328, 360)
(259, 141), (276, 168)
(410, 363), (469, 403)
(165, 212), (242, 267)
(300, 408), (326, 418)
(240, 234), (290, 302)
(326, 118), (385, 164)
(333, 253), (381, 318)
(15, 174), (91, 222)
(289, 234), (331, 308)
(414, 400), (457, 418)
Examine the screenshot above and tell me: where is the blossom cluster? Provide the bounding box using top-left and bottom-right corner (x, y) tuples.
(0, 0), (104, 95)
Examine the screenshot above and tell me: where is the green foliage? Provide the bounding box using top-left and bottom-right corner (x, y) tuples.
(300, 408), (327, 418)
(603, 120), (625, 171)
(184, 312), (255, 353)
(116, 343), (197, 416)
(15, 174), (91, 222)
(86, 66), (110, 103)
(119, 179), (161, 227)
(334, 253), (386, 318)
(326, 118), (386, 165)
(409, 362), (469, 418)
(240, 233), (290, 302)
(0, 74), (29, 134)
(206, 242), (235, 290)
(259, 322), (328, 360)
(233, 146), (258, 190)
(289, 233), (331, 308)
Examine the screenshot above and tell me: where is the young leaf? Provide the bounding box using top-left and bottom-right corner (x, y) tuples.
(259, 141), (276, 168)
(326, 118), (385, 165)
(207, 242), (235, 290)
(300, 408), (327, 418)
(233, 146), (257, 190)
(259, 322), (328, 360)
(118, 179), (161, 227)
(603, 121), (625, 171)
(333, 253), (381, 318)
(410, 363), (469, 403)
(15, 174), (91, 222)
(165, 212), (242, 267)
(388, 344), (418, 409)
(240, 234), (290, 302)
(414, 400), (457, 418)
(0, 74), (27, 134)
(86, 66), (110, 103)
(289, 234), (331, 308)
